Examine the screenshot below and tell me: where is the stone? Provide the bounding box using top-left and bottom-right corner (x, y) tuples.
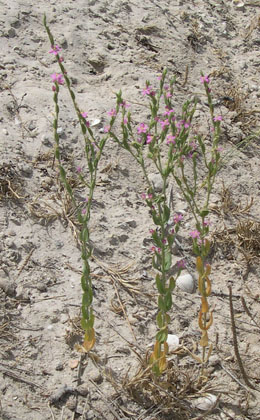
(148, 173), (165, 192)
(76, 383), (89, 396)
(0, 277), (16, 297)
(8, 28), (16, 38)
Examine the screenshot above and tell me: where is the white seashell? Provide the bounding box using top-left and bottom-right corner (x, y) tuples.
(192, 393), (218, 411)
(167, 334), (179, 351)
(91, 118), (101, 127)
(176, 273), (195, 293)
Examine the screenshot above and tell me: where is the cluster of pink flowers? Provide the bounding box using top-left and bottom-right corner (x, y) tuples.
(108, 108), (117, 117)
(200, 75), (210, 84)
(166, 134), (176, 145)
(142, 86), (155, 96)
(159, 119), (170, 129)
(141, 192), (153, 200)
(81, 112), (90, 127)
(176, 120), (190, 130)
(49, 45), (62, 55)
(163, 107), (175, 117)
(176, 259), (186, 269)
(173, 213), (183, 224)
(137, 123), (148, 134)
(150, 246), (161, 253)
(189, 230), (200, 239)
(51, 73), (64, 90)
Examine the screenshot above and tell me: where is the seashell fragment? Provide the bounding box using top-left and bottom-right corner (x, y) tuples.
(167, 334), (180, 351)
(91, 118), (101, 127)
(176, 273), (195, 293)
(192, 393), (218, 411)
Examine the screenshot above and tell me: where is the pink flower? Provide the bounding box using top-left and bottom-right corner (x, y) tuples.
(141, 193), (146, 200)
(200, 75), (210, 84)
(52, 85), (56, 92)
(49, 45), (62, 55)
(166, 134), (176, 144)
(177, 259), (186, 269)
(214, 115), (223, 122)
(163, 107), (175, 116)
(173, 214), (183, 224)
(59, 56), (64, 63)
(82, 208), (87, 215)
(150, 246), (156, 253)
(104, 125), (111, 133)
(166, 92), (172, 98)
(137, 123), (148, 134)
(76, 166), (82, 173)
(149, 228), (155, 234)
(142, 86), (155, 96)
(123, 118), (128, 125)
(157, 75), (162, 81)
(81, 112), (90, 127)
(146, 134), (153, 144)
(203, 219), (210, 226)
(51, 73), (64, 85)
(108, 108), (117, 117)
(120, 100), (130, 109)
(189, 230), (200, 239)
(147, 194), (153, 200)
(160, 119), (169, 129)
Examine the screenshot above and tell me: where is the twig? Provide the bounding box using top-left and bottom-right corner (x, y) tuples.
(220, 362), (251, 393)
(241, 296), (260, 330)
(111, 276), (137, 342)
(89, 378), (127, 420)
(1, 367), (43, 388)
(17, 246), (36, 277)
(60, 407), (65, 420)
(228, 285), (256, 390)
(182, 65), (189, 87)
(71, 354), (86, 420)
(48, 402), (56, 420)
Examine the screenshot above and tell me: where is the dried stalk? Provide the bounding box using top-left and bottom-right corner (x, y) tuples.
(228, 285), (256, 390)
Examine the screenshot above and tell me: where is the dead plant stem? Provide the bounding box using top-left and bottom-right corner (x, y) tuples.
(228, 285), (256, 390)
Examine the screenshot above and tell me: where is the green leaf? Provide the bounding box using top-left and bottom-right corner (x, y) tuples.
(158, 295), (166, 311)
(81, 318), (88, 330)
(80, 228), (89, 243)
(164, 249), (172, 272)
(167, 234), (174, 248)
(156, 328), (168, 343)
(82, 287), (93, 306)
(152, 255), (160, 270)
(152, 231), (162, 247)
(152, 212), (161, 226)
(163, 205), (170, 223)
(156, 311), (164, 328)
(169, 277), (175, 292)
(156, 274), (165, 294)
(200, 209), (209, 218)
(164, 290), (172, 311)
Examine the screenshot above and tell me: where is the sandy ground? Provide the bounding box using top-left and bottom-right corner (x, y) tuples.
(0, 0), (260, 419)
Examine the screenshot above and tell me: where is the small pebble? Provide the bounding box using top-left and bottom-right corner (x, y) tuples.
(8, 28), (16, 38)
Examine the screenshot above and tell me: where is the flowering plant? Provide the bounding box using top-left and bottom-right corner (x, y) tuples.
(106, 70), (222, 374)
(44, 14), (222, 374)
